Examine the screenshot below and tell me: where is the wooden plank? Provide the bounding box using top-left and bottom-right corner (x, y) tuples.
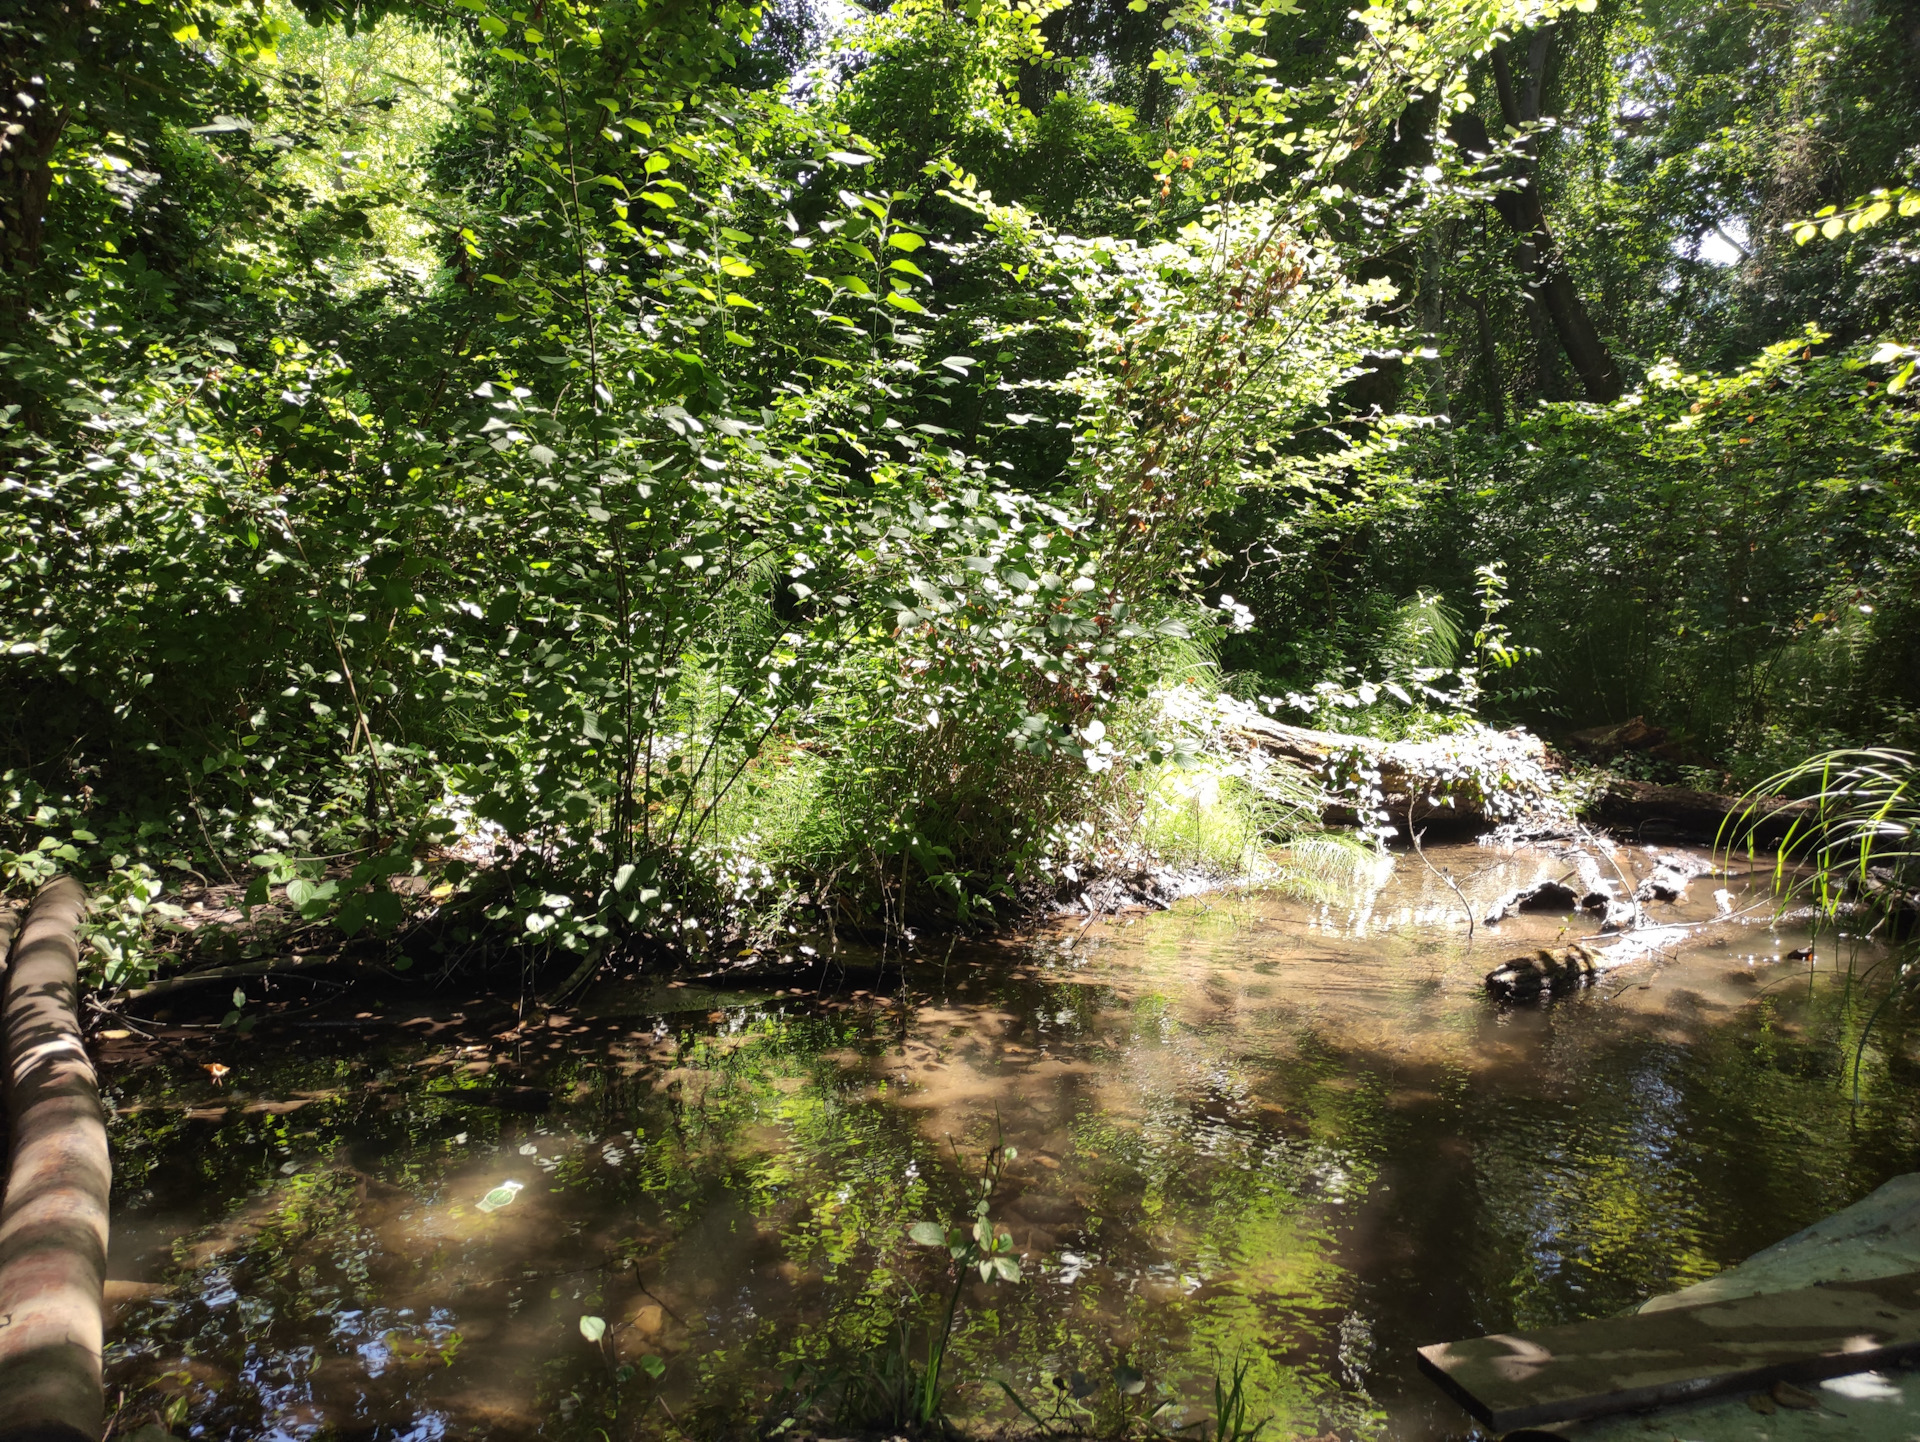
(1417, 1270), (1920, 1432)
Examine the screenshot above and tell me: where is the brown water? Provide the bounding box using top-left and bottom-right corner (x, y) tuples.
(100, 841), (1920, 1441)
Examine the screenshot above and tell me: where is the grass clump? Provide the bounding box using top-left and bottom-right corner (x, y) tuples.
(1134, 765), (1279, 880)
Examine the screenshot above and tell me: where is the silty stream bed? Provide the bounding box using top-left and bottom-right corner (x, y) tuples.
(98, 840), (1920, 1440)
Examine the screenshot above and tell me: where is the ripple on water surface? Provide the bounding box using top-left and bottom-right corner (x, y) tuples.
(102, 841), (1920, 1440)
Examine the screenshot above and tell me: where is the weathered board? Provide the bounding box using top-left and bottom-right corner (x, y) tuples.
(1417, 1270), (1920, 1432)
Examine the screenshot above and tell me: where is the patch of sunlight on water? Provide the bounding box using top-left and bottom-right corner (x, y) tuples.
(101, 840), (1920, 1441)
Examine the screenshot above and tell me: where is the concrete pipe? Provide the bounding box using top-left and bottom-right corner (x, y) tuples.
(0, 877), (109, 1442)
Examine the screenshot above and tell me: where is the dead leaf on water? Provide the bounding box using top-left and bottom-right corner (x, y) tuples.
(1772, 1380), (1819, 1410)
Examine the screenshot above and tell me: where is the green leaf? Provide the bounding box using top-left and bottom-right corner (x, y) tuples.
(886, 232), (926, 251)
(580, 1315), (607, 1343)
(908, 1221), (948, 1246)
(640, 1354), (666, 1379)
(285, 877), (339, 919)
(364, 889), (405, 932)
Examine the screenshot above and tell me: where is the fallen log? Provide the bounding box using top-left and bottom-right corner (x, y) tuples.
(1218, 712), (1387, 768)
(1564, 714), (1668, 758)
(1222, 711), (1551, 826)
(1232, 710), (1817, 845)
(0, 876), (109, 1442)
(118, 952), (379, 1010)
(1591, 777), (1812, 845)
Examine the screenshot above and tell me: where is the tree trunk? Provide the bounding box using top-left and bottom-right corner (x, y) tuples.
(0, 876), (109, 1442)
(0, 22), (69, 282)
(1461, 292), (1507, 430)
(1341, 91), (1441, 416)
(1448, 30), (1623, 403)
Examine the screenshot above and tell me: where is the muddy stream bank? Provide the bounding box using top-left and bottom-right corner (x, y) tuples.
(96, 840), (1920, 1441)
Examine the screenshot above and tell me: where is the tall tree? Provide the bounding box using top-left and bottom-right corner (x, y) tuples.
(1449, 26), (1622, 402)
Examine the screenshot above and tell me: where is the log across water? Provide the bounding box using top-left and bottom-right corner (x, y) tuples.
(1225, 711), (1811, 843)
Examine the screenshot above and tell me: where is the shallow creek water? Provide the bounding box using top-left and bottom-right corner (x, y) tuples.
(100, 841), (1920, 1441)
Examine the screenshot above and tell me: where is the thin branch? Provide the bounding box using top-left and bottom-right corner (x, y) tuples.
(1408, 799), (1473, 940)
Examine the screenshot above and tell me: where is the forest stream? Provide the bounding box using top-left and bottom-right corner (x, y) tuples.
(98, 841), (1915, 1442)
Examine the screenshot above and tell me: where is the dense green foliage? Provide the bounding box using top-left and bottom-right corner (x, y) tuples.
(1, 0), (1914, 981)
(1215, 0), (1920, 771)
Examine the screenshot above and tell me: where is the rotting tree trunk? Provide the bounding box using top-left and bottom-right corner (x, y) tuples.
(0, 876), (108, 1442)
(1221, 712), (1386, 768)
(1224, 715), (1814, 843)
(1593, 778), (1812, 845)
(1219, 715), (1470, 825)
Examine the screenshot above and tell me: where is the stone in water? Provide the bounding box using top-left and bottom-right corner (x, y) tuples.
(1485, 944), (1601, 998)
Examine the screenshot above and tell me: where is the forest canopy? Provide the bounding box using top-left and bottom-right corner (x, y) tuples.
(1, 0), (1915, 982)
